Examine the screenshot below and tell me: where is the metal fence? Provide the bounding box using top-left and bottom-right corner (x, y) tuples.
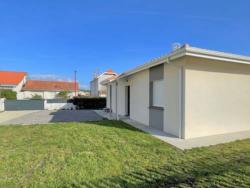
(4, 100), (45, 111)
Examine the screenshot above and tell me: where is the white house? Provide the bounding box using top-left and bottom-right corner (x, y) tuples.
(20, 80), (79, 99)
(102, 44), (250, 139)
(0, 71), (27, 93)
(90, 69), (118, 97)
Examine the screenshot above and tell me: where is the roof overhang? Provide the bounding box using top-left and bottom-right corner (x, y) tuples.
(117, 45), (250, 80)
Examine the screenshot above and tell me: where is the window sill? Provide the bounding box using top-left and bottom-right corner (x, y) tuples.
(149, 106), (164, 110)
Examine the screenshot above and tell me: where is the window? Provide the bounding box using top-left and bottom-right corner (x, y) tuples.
(152, 80), (164, 108)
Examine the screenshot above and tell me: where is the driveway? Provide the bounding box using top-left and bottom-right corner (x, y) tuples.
(0, 110), (103, 125)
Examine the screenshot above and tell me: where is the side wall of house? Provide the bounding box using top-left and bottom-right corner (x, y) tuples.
(184, 57), (250, 138)
(129, 69), (150, 125)
(117, 79), (128, 116)
(164, 59), (185, 138)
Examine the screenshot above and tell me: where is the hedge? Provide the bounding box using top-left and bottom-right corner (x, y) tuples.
(70, 97), (106, 109)
(0, 90), (17, 99)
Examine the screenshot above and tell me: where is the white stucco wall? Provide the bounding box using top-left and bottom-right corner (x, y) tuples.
(110, 82), (117, 113)
(164, 60), (183, 137)
(91, 73), (117, 97)
(0, 98), (4, 111)
(44, 101), (75, 110)
(117, 79), (129, 116)
(129, 70), (149, 126)
(15, 76), (27, 92)
(18, 91), (76, 99)
(184, 57), (250, 138)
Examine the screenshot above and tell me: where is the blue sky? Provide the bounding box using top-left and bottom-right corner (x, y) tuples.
(0, 0), (249, 89)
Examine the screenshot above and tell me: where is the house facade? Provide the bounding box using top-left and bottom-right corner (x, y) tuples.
(0, 71), (27, 93)
(90, 69), (117, 97)
(19, 80), (79, 99)
(102, 44), (250, 139)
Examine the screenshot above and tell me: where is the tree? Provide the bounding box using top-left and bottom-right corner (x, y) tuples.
(0, 90), (17, 99)
(31, 94), (43, 100)
(56, 91), (69, 99)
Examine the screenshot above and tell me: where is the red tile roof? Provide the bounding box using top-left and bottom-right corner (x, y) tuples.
(105, 69), (115, 74)
(0, 71), (27, 85)
(22, 80), (79, 92)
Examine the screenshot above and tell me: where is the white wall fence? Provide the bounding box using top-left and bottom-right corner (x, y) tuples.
(44, 100), (75, 110)
(0, 98), (75, 111)
(0, 98), (5, 111)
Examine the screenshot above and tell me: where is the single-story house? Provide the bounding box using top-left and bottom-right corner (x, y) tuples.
(19, 80), (79, 99)
(0, 71), (27, 92)
(90, 69), (118, 97)
(102, 44), (250, 139)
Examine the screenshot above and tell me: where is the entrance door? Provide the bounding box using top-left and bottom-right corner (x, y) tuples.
(125, 86), (130, 116)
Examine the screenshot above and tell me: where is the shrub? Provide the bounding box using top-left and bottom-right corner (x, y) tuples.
(31, 94), (43, 100)
(70, 97), (106, 109)
(56, 91), (69, 99)
(0, 90), (17, 99)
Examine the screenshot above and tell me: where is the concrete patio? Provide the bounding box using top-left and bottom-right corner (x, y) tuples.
(95, 110), (250, 150)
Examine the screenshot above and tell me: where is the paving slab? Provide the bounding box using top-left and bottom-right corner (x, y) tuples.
(0, 110), (103, 125)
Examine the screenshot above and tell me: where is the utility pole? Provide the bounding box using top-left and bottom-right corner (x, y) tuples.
(74, 70), (77, 97)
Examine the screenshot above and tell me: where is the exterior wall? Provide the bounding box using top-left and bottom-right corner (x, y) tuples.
(15, 76), (27, 92)
(90, 73), (117, 97)
(164, 59), (185, 138)
(117, 79), (129, 116)
(90, 79), (99, 97)
(110, 82), (117, 113)
(0, 98), (4, 111)
(149, 64), (164, 131)
(18, 91), (76, 99)
(129, 70), (149, 126)
(44, 100), (75, 110)
(106, 85), (111, 108)
(184, 57), (250, 138)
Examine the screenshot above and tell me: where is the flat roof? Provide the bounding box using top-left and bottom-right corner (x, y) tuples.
(118, 44), (250, 79)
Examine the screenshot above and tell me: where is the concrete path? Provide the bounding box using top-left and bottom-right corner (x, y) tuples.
(95, 110), (250, 150)
(0, 110), (103, 125)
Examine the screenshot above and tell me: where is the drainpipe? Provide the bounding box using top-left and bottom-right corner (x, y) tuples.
(115, 81), (119, 120)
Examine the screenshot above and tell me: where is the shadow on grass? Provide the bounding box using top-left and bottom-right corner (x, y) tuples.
(76, 150), (250, 188)
(84, 120), (143, 132)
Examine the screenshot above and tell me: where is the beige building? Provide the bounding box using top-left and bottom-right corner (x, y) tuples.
(20, 80), (79, 99)
(90, 69), (118, 97)
(102, 44), (250, 139)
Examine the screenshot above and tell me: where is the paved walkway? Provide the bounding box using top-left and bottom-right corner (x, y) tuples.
(0, 110), (103, 125)
(95, 110), (250, 150)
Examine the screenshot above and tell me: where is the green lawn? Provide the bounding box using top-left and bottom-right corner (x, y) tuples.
(0, 121), (250, 188)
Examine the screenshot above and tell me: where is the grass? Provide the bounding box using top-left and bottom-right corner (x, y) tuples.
(0, 120), (250, 188)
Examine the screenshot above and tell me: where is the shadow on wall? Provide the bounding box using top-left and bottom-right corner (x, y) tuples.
(75, 149), (250, 187)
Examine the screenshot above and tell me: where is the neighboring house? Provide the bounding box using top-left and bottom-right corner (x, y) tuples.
(19, 80), (79, 99)
(0, 71), (27, 92)
(102, 44), (250, 139)
(90, 69), (118, 97)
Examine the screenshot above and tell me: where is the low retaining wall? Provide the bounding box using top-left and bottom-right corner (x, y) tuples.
(0, 98), (4, 111)
(44, 100), (75, 110)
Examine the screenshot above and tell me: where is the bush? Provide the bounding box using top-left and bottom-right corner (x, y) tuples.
(31, 94), (43, 100)
(70, 97), (106, 109)
(56, 91), (69, 99)
(0, 90), (17, 99)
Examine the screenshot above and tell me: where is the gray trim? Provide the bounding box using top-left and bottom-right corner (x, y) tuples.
(149, 106), (164, 110)
(149, 63), (164, 130)
(149, 108), (164, 131)
(149, 64), (164, 81)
